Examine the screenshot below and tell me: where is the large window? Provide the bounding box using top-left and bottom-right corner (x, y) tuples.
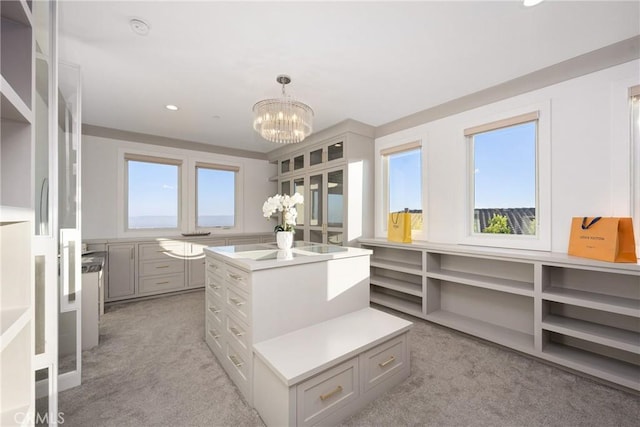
(126, 155), (181, 229)
(466, 112), (538, 237)
(196, 163), (238, 228)
(382, 142), (423, 232)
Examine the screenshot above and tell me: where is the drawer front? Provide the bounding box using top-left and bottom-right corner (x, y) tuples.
(206, 295), (224, 326)
(139, 258), (184, 277)
(205, 318), (224, 354)
(225, 341), (251, 400)
(206, 274), (224, 299)
(226, 313), (250, 355)
(206, 257), (225, 280)
(226, 286), (250, 324)
(362, 334), (408, 392)
(296, 357), (359, 427)
(138, 273), (184, 295)
(224, 263), (250, 293)
(139, 242), (185, 260)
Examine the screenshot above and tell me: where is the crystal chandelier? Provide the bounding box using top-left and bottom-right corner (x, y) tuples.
(253, 75), (314, 144)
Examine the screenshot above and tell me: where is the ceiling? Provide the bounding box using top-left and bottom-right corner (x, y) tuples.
(58, 1), (640, 155)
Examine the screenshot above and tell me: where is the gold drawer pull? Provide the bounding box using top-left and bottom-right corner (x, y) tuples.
(379, 355), (396, 368)
(209, 306), (221, 314)
(208, 283), (221, 290)
(320, 385), (343, 401)
(228, 273), (243, 281)
(156, 250), (167, 252)
(229, 355), (243, 368)
(229, 297), (245, 306)
(209, 329), (220, 339)
(156, 265), (170, 269)
(156, 281), (169, 285)
(230, 326), (245, 337)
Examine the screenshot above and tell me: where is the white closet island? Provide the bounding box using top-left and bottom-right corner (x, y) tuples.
(204, 242), (412, 427)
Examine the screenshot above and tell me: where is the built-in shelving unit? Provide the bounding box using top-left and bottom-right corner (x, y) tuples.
(1, 207), (34, 425)
(360, 238), (640, 392)
(1, 1), (36, 423)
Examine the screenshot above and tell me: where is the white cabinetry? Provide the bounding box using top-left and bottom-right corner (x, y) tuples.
(268, 120), (374, 246)
(360, 238), (640, 391)
(1, 207), (34, 425)
(204, 243), (412, 426)
(106, 244), (136, 300)
(102, 233), (273, 303)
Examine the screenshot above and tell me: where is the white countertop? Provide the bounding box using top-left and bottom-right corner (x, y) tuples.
(253, 307), (413, 386)
(204, 241), (372, 271)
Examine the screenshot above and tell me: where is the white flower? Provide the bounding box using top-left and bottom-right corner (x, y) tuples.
(263, 192), (304, 232)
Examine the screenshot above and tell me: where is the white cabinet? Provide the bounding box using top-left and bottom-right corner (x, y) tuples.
(360, 238), (640, 391)
(268, 121), (375, 247)
(102, 233), (273, 303)
(1, 207), (34, 426)
(205, 243), (413, 426)
(106, 244), (136, 300)
(186, 239), (225, 288)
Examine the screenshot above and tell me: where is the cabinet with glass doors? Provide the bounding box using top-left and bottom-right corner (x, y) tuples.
(269, 121), (375, 246)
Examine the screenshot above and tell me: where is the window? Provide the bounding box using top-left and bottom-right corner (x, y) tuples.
(382, 142), (423, 232)
(126, 155), (181, 229)
(466, 112), (538, 237)
(196, 163), (238, 228)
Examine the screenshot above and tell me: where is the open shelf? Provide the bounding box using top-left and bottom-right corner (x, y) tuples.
(370, 290), (423, 318)
(361, 239), (640, 391)
(1, 76), (32, 123)
(427, 268), (533, 296)
(370, 274), (422, 297)
(542, 315), (639, 354)
(370, 259), (421, 275)
(1, 403), (31, 427)
(426, 310), (535, 353)
(542, 287), (639, 317)
(0, 306), (30, 352)
(542, 342), (639, 391)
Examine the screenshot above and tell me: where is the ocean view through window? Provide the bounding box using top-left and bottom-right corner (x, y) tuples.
(127, 157), (180, 229)
(197, 166), (236, 227)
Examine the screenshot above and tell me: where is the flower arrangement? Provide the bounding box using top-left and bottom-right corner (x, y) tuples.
(262, 192), (304, 233)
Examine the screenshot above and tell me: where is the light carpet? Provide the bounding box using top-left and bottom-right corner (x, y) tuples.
(58, 290), (639, 426)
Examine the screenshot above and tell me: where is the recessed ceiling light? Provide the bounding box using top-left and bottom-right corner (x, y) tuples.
(523, 0), (544, 7)
(130, 18), (150, 36)
(165, 104), (179, 111)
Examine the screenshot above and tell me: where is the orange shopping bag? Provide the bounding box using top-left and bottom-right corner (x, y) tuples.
(567, 217), (637, 263)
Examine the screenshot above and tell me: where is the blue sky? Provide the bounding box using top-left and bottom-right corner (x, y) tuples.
(473, 122), (536, 208)
(197, 168), (235, 217)
(128, 161), (178, 217)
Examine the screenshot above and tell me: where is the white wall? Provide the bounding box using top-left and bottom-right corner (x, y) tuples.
(375, 60), (640, 253)
(81, 134), (277, 239)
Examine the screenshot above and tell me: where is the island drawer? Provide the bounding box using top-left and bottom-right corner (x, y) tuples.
(362, 334), (408, 392)
(206, 294), (224, 326)
(225, 286), (251, 324)
(206, 318), (224, 355)
(225, 263), (251, 292)
(226, 313), (251, 356)
(296, 357), (359, 427)
(206, 274), (224, 299)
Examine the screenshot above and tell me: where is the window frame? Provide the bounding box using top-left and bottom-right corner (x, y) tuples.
(380, 140), (424, 240)
(124, 153), (183, 233)
(631, 85), (640, 254)
(194, 162), (240, 230)
(462, 103), (551, 251)
(117, 149), (243, 237)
